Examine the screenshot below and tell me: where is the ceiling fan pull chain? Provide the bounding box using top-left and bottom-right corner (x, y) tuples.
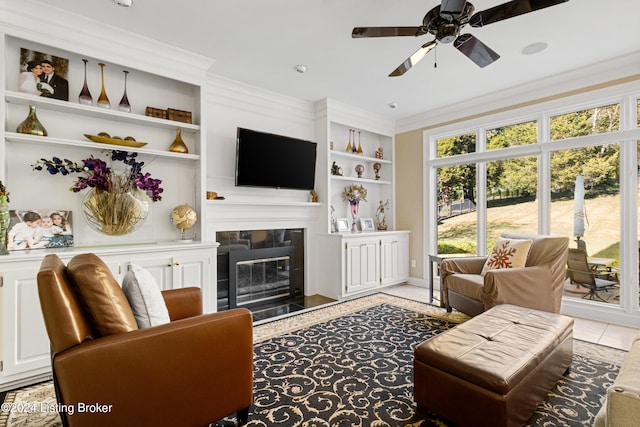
(434, 46), (438, 68)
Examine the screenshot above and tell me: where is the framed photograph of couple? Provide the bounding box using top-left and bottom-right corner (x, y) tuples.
(7, 210), (74, 251)
(19, 48), (69, 101)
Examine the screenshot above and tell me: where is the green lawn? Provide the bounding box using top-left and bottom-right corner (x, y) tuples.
(438, 194), (629, 266)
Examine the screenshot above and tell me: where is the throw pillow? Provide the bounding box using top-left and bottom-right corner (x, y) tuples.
(67, 253), (138, 336)
(481, 236), (533, 276)
(122, 264), (171, 328)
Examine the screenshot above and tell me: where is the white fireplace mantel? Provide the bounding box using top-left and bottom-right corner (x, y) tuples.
(205, 200), (323, 235)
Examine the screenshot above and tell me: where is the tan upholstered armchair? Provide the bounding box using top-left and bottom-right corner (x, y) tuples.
(37, 253), (253, 427)
(440, 233), (569, 316)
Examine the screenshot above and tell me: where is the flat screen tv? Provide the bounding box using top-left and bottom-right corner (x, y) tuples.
(235, 127), (317, 190)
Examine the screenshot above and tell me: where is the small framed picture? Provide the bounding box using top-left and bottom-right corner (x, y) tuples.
(19, 48), (69, 101)
(360, 217), (375, 232)
(336, 218), (350, 232)
(7, 210), (74, 251)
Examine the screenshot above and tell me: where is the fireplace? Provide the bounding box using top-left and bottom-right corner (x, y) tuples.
(216, 228), (304, 311)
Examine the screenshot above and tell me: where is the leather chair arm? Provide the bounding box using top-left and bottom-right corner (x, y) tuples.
(161, 287), (203, 321)
(483, 266), (558, 312)
(53, 308), (253, 427)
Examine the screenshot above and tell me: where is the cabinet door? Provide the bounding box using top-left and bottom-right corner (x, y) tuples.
(1, 267), (50, 378)
(380, 234), (409, 285)
(125, 255), (174, 290)
(172, 252), (210, 289)
(345, 239), (379, 293)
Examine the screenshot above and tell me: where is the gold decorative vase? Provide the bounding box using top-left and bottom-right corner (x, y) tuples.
(16, 105), (47, 136)
(168, 128), (189, 153)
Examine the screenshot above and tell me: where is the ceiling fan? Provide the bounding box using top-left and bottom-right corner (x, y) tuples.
(352, 0), (569, 76)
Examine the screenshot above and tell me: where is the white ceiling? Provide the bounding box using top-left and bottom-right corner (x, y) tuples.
(27, 0), (640, 120)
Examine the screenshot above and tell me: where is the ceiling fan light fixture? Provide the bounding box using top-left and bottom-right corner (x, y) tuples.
(521, 42), (548, 55)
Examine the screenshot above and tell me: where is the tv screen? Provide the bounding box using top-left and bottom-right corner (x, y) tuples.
(235, 127), (317, 190)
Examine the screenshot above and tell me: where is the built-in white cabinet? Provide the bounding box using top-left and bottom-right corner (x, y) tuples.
(0, 10), (219, 391)
(0, 243), (216, 392)
(128, 251), (211, 291)
(380, 233), (409, 286)
(346, 237), (380, 293)
(316, 231), (410, 300)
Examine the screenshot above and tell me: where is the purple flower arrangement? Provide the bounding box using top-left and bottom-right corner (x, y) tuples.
(32, 150), (163, 202)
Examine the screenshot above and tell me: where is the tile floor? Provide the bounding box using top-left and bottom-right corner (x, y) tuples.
(384, 283), (639, 351)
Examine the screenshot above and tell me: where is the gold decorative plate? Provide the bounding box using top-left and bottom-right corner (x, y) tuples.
(84, 134), (148, 148)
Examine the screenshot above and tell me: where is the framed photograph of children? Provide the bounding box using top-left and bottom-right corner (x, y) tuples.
(360, 217), (375, 231)
(7, 210), (74, 251)
(336, 218), (350, 232)
(19, 48), (69, 101)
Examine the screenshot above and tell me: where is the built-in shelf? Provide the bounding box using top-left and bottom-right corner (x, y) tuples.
(5, 91), (200, 132)
(330, 150), (392, 164)
(5, 132), (200, 160)
(331, 175), (391, 185)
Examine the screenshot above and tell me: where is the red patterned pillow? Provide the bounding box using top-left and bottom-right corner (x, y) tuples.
(481, 237), (533, 276)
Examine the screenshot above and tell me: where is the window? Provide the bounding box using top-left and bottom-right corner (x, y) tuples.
(550, 103), (620, 140)
(550, 145), (620, 305)
(486, 120), (537, 150)
(427, 92), (638, 320)
(437, 165), (477, 254)
(437, 132), (476, 158)
(486, 156), (538, 252)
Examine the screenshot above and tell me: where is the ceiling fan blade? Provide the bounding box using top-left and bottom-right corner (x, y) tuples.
(469, 0), (569, 27)
(454, 33), (500, 67)
(440, 0), (469, 21)
(389, 40), (438, 77)
(352, 26), (424, 38)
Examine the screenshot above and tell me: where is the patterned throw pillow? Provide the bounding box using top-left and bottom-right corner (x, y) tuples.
(481, 237), (533, 276)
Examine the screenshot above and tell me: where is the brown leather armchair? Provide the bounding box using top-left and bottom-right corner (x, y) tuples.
(441, 233), (569, 316)
(37, 253), (253, 427)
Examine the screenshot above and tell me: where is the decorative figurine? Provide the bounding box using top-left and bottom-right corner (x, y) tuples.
(355, 164), (364, 178)
(331, 161), (343, 176)
(373, 162), (382, 180)
(375, 147), (384, 159)
(376, 200), (389, 230)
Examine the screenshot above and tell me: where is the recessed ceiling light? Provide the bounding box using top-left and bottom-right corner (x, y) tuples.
(295, 65), (307, 74)
(388, 102), (398, 109)
(113, 0), (132, 7)
(521, 42), (548, 55)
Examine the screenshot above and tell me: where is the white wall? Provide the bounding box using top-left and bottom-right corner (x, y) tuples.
(205, 74), (316, 204)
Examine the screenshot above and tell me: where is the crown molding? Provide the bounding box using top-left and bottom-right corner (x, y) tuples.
(396, 50), (640, 134)
(0, 0), (214, 84)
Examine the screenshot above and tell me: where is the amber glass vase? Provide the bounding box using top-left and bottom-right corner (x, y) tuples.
(97, 63), (111, 109)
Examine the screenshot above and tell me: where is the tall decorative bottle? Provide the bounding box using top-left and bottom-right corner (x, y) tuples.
(97, 63), (111, 109)
(118, 70), (131, 112)
(351, 129), (358, 153)
(345, 129), (352, 152)
(78, 59), (93, 105)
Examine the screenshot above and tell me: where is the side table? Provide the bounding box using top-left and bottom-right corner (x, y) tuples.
(428, 254), (446, 307)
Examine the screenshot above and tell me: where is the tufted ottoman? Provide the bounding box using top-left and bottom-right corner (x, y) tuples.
(414, 304), (573, 427)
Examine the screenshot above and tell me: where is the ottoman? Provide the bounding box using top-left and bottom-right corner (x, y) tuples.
(414, 304), (573, 427)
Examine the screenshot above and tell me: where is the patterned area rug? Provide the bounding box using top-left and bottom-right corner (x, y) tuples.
(0, 293), (627, 427)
